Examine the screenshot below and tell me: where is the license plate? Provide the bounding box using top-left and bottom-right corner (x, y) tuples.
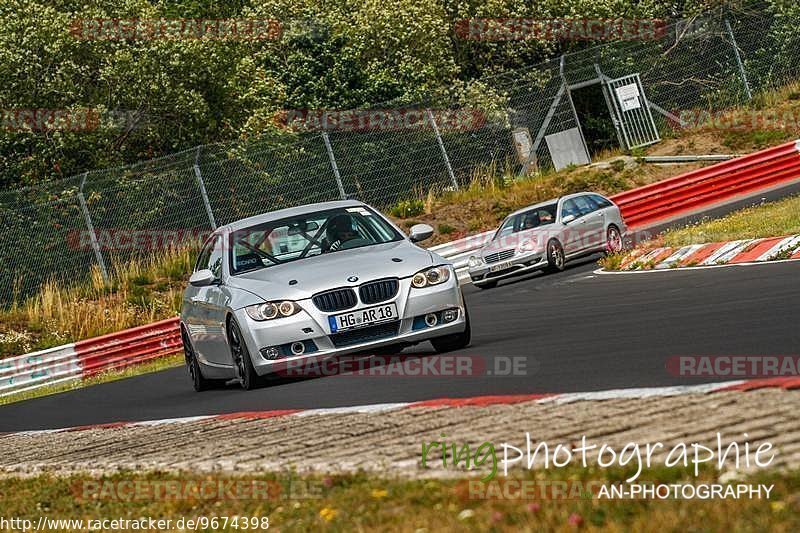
(329, 303), (399, 333)
(489, 260), (513, 273)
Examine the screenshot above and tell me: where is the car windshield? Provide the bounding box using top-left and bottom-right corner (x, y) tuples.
(494, 203), (557, 239)
(229, 206), (403, 274)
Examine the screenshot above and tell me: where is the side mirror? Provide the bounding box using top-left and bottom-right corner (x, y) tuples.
(189, 269), (217, 287)
(561, 214), (576, 225)
(409, 223), (434, 243)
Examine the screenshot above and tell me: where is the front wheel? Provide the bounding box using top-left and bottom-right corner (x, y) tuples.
(228, 318), (263, 390)
(545, 239), (566, 273)
(430, 307), (471, 352)
(605, 225), (623, 255)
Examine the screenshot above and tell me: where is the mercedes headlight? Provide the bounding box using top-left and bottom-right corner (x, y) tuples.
(245, 301), (300, 321)
(411, 266), (452, 288)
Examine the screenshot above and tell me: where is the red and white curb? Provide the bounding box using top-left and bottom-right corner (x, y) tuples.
(609, 234), (800, 272)
(4, 378), (798, 437)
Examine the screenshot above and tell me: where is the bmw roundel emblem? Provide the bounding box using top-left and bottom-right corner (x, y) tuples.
(347, 276), (359, 282)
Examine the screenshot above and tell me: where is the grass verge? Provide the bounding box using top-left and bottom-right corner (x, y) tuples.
(0, 468), (797, 531)
(660, 195), (800, 248)
(599, 195), (800, 271)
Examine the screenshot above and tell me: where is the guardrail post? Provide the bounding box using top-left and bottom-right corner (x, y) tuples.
(77, 173), (109, 283)
(426, 108), (459, 190)
(321, 132), (347, 200)
(193, 147), (217, 230)
(725, 19), (752, 101)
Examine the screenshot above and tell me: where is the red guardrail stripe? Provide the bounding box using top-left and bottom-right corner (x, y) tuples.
(610, 140), (799, 204)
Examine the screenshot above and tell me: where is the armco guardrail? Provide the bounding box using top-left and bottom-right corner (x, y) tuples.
(3, 140), (800, 397)
(0, 318), (181, 398)
(613, 140), (800, 228)
(76, 317), (181, 378)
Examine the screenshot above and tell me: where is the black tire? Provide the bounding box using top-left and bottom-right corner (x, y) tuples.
(430, 307), (471, 353)
(605, 225), (623, 255)
(227, 318), (263, 391)
(475, 280), (497, 290)
(182, 327), (218, 392)
(545, 239), (566, 273)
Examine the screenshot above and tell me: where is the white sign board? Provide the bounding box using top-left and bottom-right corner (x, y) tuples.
(615, 83), (641, 111)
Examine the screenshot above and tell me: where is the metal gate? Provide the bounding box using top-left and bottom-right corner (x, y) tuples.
(605, 74), (660, 150)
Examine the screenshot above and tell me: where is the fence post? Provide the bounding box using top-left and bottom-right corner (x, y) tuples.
(426, 108), (459, 190)
(77, 173), (109, 283)
(321, 132), (347, 200)
(725, 19), (752, 101)
(193, 146), (217, 230)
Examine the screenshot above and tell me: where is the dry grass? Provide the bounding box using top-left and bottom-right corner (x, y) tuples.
(0, 246), (196, 358)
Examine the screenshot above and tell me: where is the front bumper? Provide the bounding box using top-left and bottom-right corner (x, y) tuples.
(468, 250), (548, 285)
(234, 274), (467, 376)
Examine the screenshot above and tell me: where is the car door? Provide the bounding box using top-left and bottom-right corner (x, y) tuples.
(188, 235), (231, 366)
(200, 235), (233, 366)
(573, 195), (605, 252)
(560, 198), (584, 255)
(184, 236), (214, 355)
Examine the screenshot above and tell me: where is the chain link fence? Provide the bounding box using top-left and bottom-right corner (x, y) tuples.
(1, 7), (798, 304)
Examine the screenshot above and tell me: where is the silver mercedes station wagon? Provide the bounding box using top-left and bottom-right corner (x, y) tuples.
(468, 192), (627, 289)
(180, 200), (471, 391)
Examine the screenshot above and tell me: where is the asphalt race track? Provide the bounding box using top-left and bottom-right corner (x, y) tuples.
(1, 258), (797, 431)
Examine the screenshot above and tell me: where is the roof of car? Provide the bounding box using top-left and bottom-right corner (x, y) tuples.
(504, 197), (560, 218)
(503, 191), (606, 219)
(217, 199), (366, 233)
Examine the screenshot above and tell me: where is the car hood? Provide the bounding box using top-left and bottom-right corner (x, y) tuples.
(226, 240), (438, 302)
(480, 226), (558, 256)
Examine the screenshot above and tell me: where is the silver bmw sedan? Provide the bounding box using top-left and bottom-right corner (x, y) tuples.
(467, 192), (627, 289)
(180, 200), (470, 390)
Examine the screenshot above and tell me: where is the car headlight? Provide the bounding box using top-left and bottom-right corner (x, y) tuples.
(411, 266), (452, 288)
(245, 301), (300, 321)
(468, 255), (483, 268)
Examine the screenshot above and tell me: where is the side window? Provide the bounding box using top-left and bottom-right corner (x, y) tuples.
(561, 199), (580, 220)
(194, 237), (215, 272)
(207, 237), (224, 278)
(573, 196), (595, 216)
(590, 194), (613, 209)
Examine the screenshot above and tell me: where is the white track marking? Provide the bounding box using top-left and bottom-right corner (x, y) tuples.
(655, 244), (705, 269)
(757, 235), (800, 261)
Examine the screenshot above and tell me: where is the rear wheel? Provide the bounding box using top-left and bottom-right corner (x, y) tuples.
(228, 318), (263, 390)
(182, 327), (218, 392)
(605, 225), (623, 254)
(545, 239), (565, 273)
(430, 307), (471, 352)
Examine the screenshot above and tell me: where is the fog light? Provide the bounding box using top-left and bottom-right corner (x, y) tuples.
(290, 341), (306, 355)
(424, 313), (438, 327)
(261, 346), (281, 360)
(442, 309), (458, 323)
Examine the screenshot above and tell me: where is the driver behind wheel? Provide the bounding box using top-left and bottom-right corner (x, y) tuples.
(325, 213), (360, 251)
